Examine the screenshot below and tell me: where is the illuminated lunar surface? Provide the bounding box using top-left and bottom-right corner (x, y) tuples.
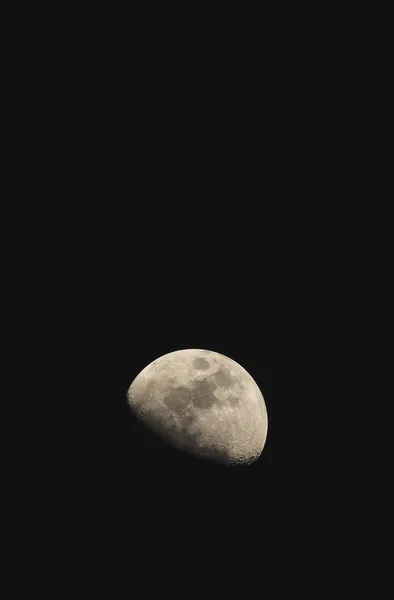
(127, 349), (268, 465)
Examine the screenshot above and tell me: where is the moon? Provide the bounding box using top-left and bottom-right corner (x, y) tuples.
(127, 349), (268, 465)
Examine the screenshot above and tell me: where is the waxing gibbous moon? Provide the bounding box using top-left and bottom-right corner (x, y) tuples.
(127, 349), (268, 465)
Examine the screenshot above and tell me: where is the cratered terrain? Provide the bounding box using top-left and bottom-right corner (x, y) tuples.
(127, 349), (268, 465)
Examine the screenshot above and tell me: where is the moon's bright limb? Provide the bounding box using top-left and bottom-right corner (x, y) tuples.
(127, 349), (268, 465)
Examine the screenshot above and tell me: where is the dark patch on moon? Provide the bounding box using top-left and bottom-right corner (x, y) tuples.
(190, 379), (217, 409)
(162, 386), (191, 414)
(213, 367), (234, 387)
(227, 394), (240, 406)
(181, 412), (195, 429)
(193, 357), (210, 370)
(161, 413), (178, 432)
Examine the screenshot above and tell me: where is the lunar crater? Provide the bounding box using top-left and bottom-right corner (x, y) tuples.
(181, 412), (196, 429)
